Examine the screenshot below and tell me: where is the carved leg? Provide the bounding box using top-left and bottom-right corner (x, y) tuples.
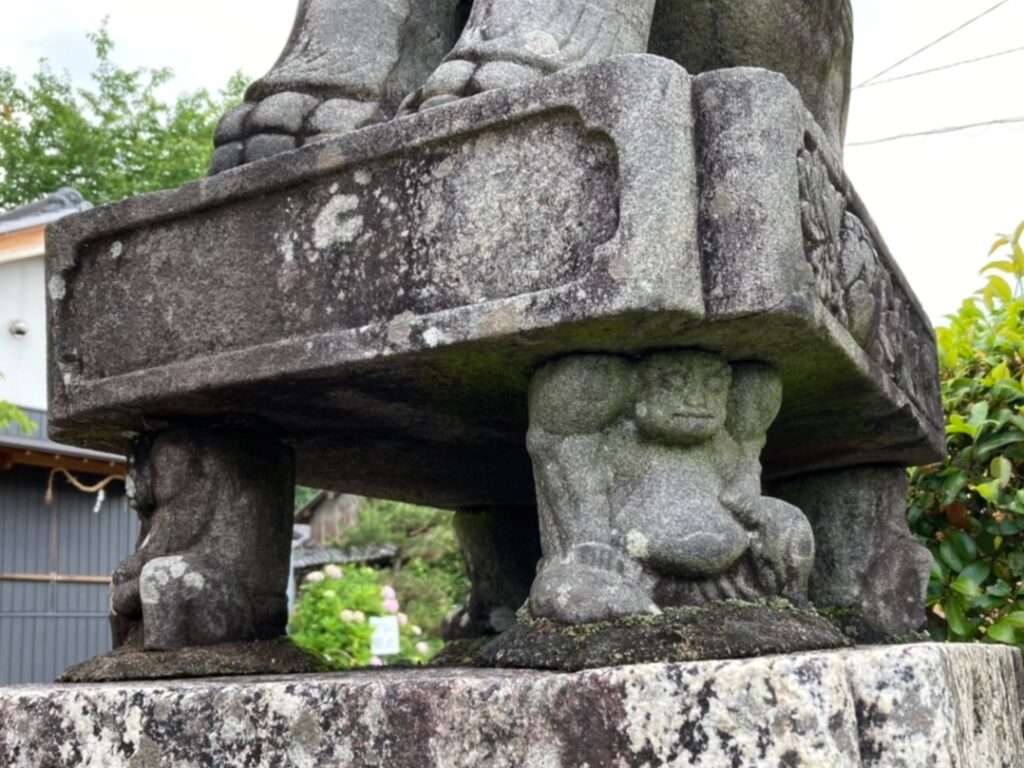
(527, 355), (659, 623)
(109, 427), (295, 651)
(210, 0), (466, 173)
(443, 507), (542, 639)
(772, 466), (931, 639)
(401, 0), (657, 113)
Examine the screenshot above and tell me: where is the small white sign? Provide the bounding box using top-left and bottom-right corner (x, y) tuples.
(370, 615), (401, 656)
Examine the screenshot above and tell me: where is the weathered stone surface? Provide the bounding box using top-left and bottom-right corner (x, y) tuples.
(472, 602), (849, 671)
(109, 428), (295, 651)
(248, 91), (320, 135)
(400, 0), (656, 113)
(773, 466), (933, 640)
(691, 68), (943, 479)
(528, 352), (815, 623)
(243, 132), (298, 163)
(3, 644), (1021, 767)
(47, 57), (941, 510)
(214, 0), (853, 171)
(649, 0), (853, 150)
(59, 639), (323, 683)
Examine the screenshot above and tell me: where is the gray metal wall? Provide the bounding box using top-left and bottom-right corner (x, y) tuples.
(0, 464), (136, 684)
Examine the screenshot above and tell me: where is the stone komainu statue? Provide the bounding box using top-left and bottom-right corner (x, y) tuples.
(211, 0), (853, 175)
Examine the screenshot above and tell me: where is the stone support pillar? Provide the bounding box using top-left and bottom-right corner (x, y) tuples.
(773, 465), (932, 639)
(109, 427), (295, 651)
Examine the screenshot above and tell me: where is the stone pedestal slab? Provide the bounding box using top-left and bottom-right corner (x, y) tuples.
(2, 644), (1021, 767)
(46, 55), (942, 509)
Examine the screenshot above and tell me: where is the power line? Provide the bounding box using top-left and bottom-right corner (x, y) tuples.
(847, 115), (1024, 147)
(855, 45), (1024, 89)
(856, 0), (1015, 88)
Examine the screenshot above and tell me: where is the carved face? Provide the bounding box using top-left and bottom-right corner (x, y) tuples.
(634, 352), (731, 446)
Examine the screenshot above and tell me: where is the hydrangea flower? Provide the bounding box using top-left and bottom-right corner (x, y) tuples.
(381, 585), (397, 600)
(324, 564), (343, 580)
(382, 598), (400, 614)
(304, 571), (325, 583)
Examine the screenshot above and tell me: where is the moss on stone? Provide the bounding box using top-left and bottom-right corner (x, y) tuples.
(442, 601), (850, 672)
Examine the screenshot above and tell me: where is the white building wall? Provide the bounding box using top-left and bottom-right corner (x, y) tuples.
(0, 256), (47, 410)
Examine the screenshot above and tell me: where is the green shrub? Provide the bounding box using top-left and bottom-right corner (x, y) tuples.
(339, 498), (470, 636)
(908, 220), (1024, 649)
(289, 565), (441, 669)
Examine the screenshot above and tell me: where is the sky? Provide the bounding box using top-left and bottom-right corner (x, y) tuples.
(4, 0), (1023, 324)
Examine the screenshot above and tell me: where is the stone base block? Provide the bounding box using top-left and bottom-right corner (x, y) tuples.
(2, 644), (1021, 767)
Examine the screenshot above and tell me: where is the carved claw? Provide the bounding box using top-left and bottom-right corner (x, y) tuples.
(210, 93), (382, 175)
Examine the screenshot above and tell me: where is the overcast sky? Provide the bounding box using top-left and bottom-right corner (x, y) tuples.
(5, 0), (1023, 324)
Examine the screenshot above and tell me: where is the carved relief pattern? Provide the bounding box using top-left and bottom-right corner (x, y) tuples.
(798, 138), (942, 426)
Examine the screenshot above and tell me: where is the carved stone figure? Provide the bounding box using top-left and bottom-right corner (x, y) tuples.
(527, 351), (814, 623)
(110, 428), (295, 651)
(210, 0), (852, 173)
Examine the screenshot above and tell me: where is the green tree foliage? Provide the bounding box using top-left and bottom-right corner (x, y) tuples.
(0, 401), (34, 433)
(0, 373), (35, 434)
(909, 220), (1024, 649)
(0, 23), (247, 210)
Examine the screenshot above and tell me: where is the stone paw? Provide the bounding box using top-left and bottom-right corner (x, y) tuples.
(748, 498), (816, 606)
(209, 92), (382, 175)
(529, 545), (658, 624)
(399, 57), (547, 115)
(655, 560), (766, 607)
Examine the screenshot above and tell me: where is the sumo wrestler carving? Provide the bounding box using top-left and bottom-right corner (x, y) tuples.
(526, 352), (814, 624)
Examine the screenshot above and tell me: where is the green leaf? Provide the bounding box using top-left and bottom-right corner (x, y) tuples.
(951, 561), (991, 596)
(976, 430), (1024, 461)
(1013, 220), (1024, 245)
(939, 540), (967, 573)
(981, 259), (1016, 275)
(983, 260), (1015, 274)
(989, 361), (1012, 382)
(989, 237), (1011, 257)
(973, 479), (1003, 503)
(946, 423), (977, 438)
(940, 470), (968, 505)
(969, 595), (1005, 611)
(969, 402), (990, 430)
(987, 620), (1018, 644)
(948, 530), (978, 563)
(1004, 611), (1024, 628)
(986, 581), (1012, 598)
(987, 275), (1013, 303)
(945, 596), (969, 637)
(990, 456), (1014, 487)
